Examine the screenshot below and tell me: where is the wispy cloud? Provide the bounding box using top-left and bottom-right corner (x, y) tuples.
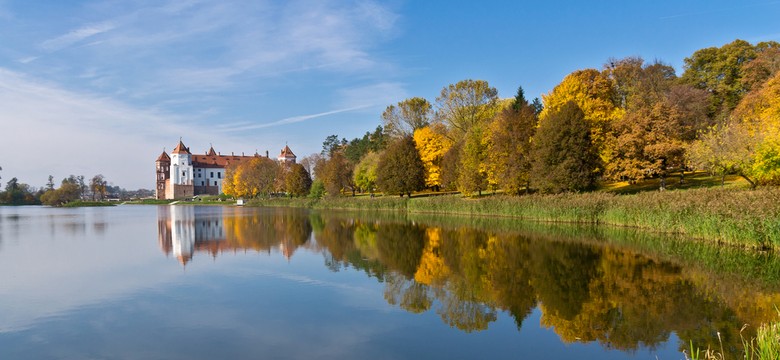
(0, 0), (405, 187)
(39, 21), (115, 52)
(220, 105), (373, 132)
(0, 68), (258, 188)
(337, 82), (409, 110)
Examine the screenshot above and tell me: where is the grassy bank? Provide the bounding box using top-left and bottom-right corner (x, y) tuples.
(249, 187), (780, 249)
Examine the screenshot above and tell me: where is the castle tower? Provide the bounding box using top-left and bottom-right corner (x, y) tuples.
(170, 140), (193, 185)
(277, 145), (296, 164)
(168, 139), (194, 199)
(155, 150), (171, 200)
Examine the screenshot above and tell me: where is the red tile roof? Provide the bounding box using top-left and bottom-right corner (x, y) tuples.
(156, 151), (171, 162)
(172, 140), (191, 155)
(191, 154), (257, 168)
(279, 145), (295, 157)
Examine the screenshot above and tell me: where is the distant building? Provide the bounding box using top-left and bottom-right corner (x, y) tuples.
(155, 139), (296, 200)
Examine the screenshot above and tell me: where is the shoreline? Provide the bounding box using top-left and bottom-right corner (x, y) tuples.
(244, 187), (780, 251)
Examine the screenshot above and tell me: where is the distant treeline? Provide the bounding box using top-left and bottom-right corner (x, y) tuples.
(0, 172), (153, 206)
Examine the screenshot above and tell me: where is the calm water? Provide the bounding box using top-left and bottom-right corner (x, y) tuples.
(1, 205), (778, 359)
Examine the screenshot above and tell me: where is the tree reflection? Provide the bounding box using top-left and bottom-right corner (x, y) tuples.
(156, 207), (780, 356)
(311, 211), (780, 356)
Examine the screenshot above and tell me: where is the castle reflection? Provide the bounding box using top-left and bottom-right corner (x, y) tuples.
(157, 206), (312, 265)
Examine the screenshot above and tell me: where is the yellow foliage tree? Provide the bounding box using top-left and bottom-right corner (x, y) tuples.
(541, 69), (624, 165)
(413, 125), (453, 190)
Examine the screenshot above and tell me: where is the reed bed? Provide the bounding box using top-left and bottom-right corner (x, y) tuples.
(246, 187), (780, 250)
(408, 188), (780, 249)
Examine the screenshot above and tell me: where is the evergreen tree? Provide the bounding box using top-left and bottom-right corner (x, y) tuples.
(487, 86), (538, 195)
(376, 135), (425, 197)
(531, 101), (600, 193)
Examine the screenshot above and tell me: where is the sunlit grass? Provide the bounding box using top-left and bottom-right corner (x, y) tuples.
(742, 313), (780, 360)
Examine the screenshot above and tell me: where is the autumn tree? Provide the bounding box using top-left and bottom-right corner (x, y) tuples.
(382, 98), (432, 138)
(89, 174), (107, 200)
(223, 157), (279, 198)
(487, 86), (538, 195)
(458, 124), (489, 196)
(531, 101), (600, 193)
(284, 163), (312, 197)
(439, 141), (463, 191)
(413, 124), (452, 191)
(435, 79), (500, 140)
(376, 135), (425, 197)
(604, 59), (711, 186)
(541, 69), (623, 167)
(687, 70), (780, 186)
(320, 151), (353, 197)
(686, 122), (758, 188)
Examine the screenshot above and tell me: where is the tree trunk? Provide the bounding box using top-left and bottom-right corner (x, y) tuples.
(739, 173), (757, 189)
(679, 170), (684, 184)
(659, 176), (666, 191)
(721, 172), (726, 186)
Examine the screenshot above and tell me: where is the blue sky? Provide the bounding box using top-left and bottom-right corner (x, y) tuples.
(1, 0), (778, 189)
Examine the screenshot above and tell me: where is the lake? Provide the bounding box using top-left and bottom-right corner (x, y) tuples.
(0, 205), (778, 359)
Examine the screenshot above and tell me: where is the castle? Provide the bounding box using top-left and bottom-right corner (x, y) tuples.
(155, 139), (296, 199)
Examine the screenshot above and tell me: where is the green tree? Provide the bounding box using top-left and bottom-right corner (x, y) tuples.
(680, 39), (780, 119)
(344, 126), (387, 165)
(353, 151), (380, 193)
(382, 97), (432, 138)
(308, 179), (326, 199)
(321, 134), (346, 157)
(531, 101), (600, 193)
(376, 135), (425, 197)
(40, 177), (82, 206)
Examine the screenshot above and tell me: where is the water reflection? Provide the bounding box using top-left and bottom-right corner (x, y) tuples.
(155, 207), (780, 356)
(307, 211), (780, 356)
(158, 206), (312, 265)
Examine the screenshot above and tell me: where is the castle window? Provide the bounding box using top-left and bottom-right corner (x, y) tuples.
(214, 181), (217, 186)
(210, 171), (214, 178)
(218, 172), (221, 179)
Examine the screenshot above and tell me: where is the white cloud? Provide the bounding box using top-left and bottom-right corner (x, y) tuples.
(218, 105), (374, 132)
(39, 22), (116, 52)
